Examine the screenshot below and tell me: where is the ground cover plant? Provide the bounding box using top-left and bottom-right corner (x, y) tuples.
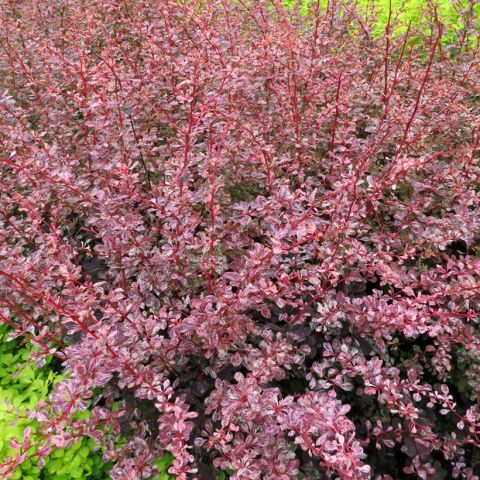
(0, 0), (479, 478)
(0, 323), (174, 479)
(0, 324), (109, 480)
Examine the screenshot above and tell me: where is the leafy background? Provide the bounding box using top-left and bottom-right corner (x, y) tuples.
(0, 325), (172, 479)
(0, 0), (478, 478)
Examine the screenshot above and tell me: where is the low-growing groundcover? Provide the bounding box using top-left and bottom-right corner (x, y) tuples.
(0, 0), (479, 479)
(0, 325), (108, 480)
(0, 325), (175, 479)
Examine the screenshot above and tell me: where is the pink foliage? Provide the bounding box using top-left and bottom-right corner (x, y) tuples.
(0, 0), (479, 478)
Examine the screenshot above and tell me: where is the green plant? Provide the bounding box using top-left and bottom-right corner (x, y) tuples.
(282, 0), (479, 48)
(151, 454), (174, 480)
(0, 325), (108, 479)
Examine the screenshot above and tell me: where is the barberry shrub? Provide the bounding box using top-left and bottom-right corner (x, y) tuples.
(0, 324), (108, 480)
(0, 0), (479, 479)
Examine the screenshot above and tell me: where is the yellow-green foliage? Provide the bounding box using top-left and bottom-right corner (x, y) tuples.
(282, 0), (479, 47)
(0, 325), (175, 479)
(0, 326), (108, 479)
(151, 455), (174, 480)
(356, 0), (478, 44)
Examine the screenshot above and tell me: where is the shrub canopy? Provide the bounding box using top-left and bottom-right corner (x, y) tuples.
(0, 0), (479, 479)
